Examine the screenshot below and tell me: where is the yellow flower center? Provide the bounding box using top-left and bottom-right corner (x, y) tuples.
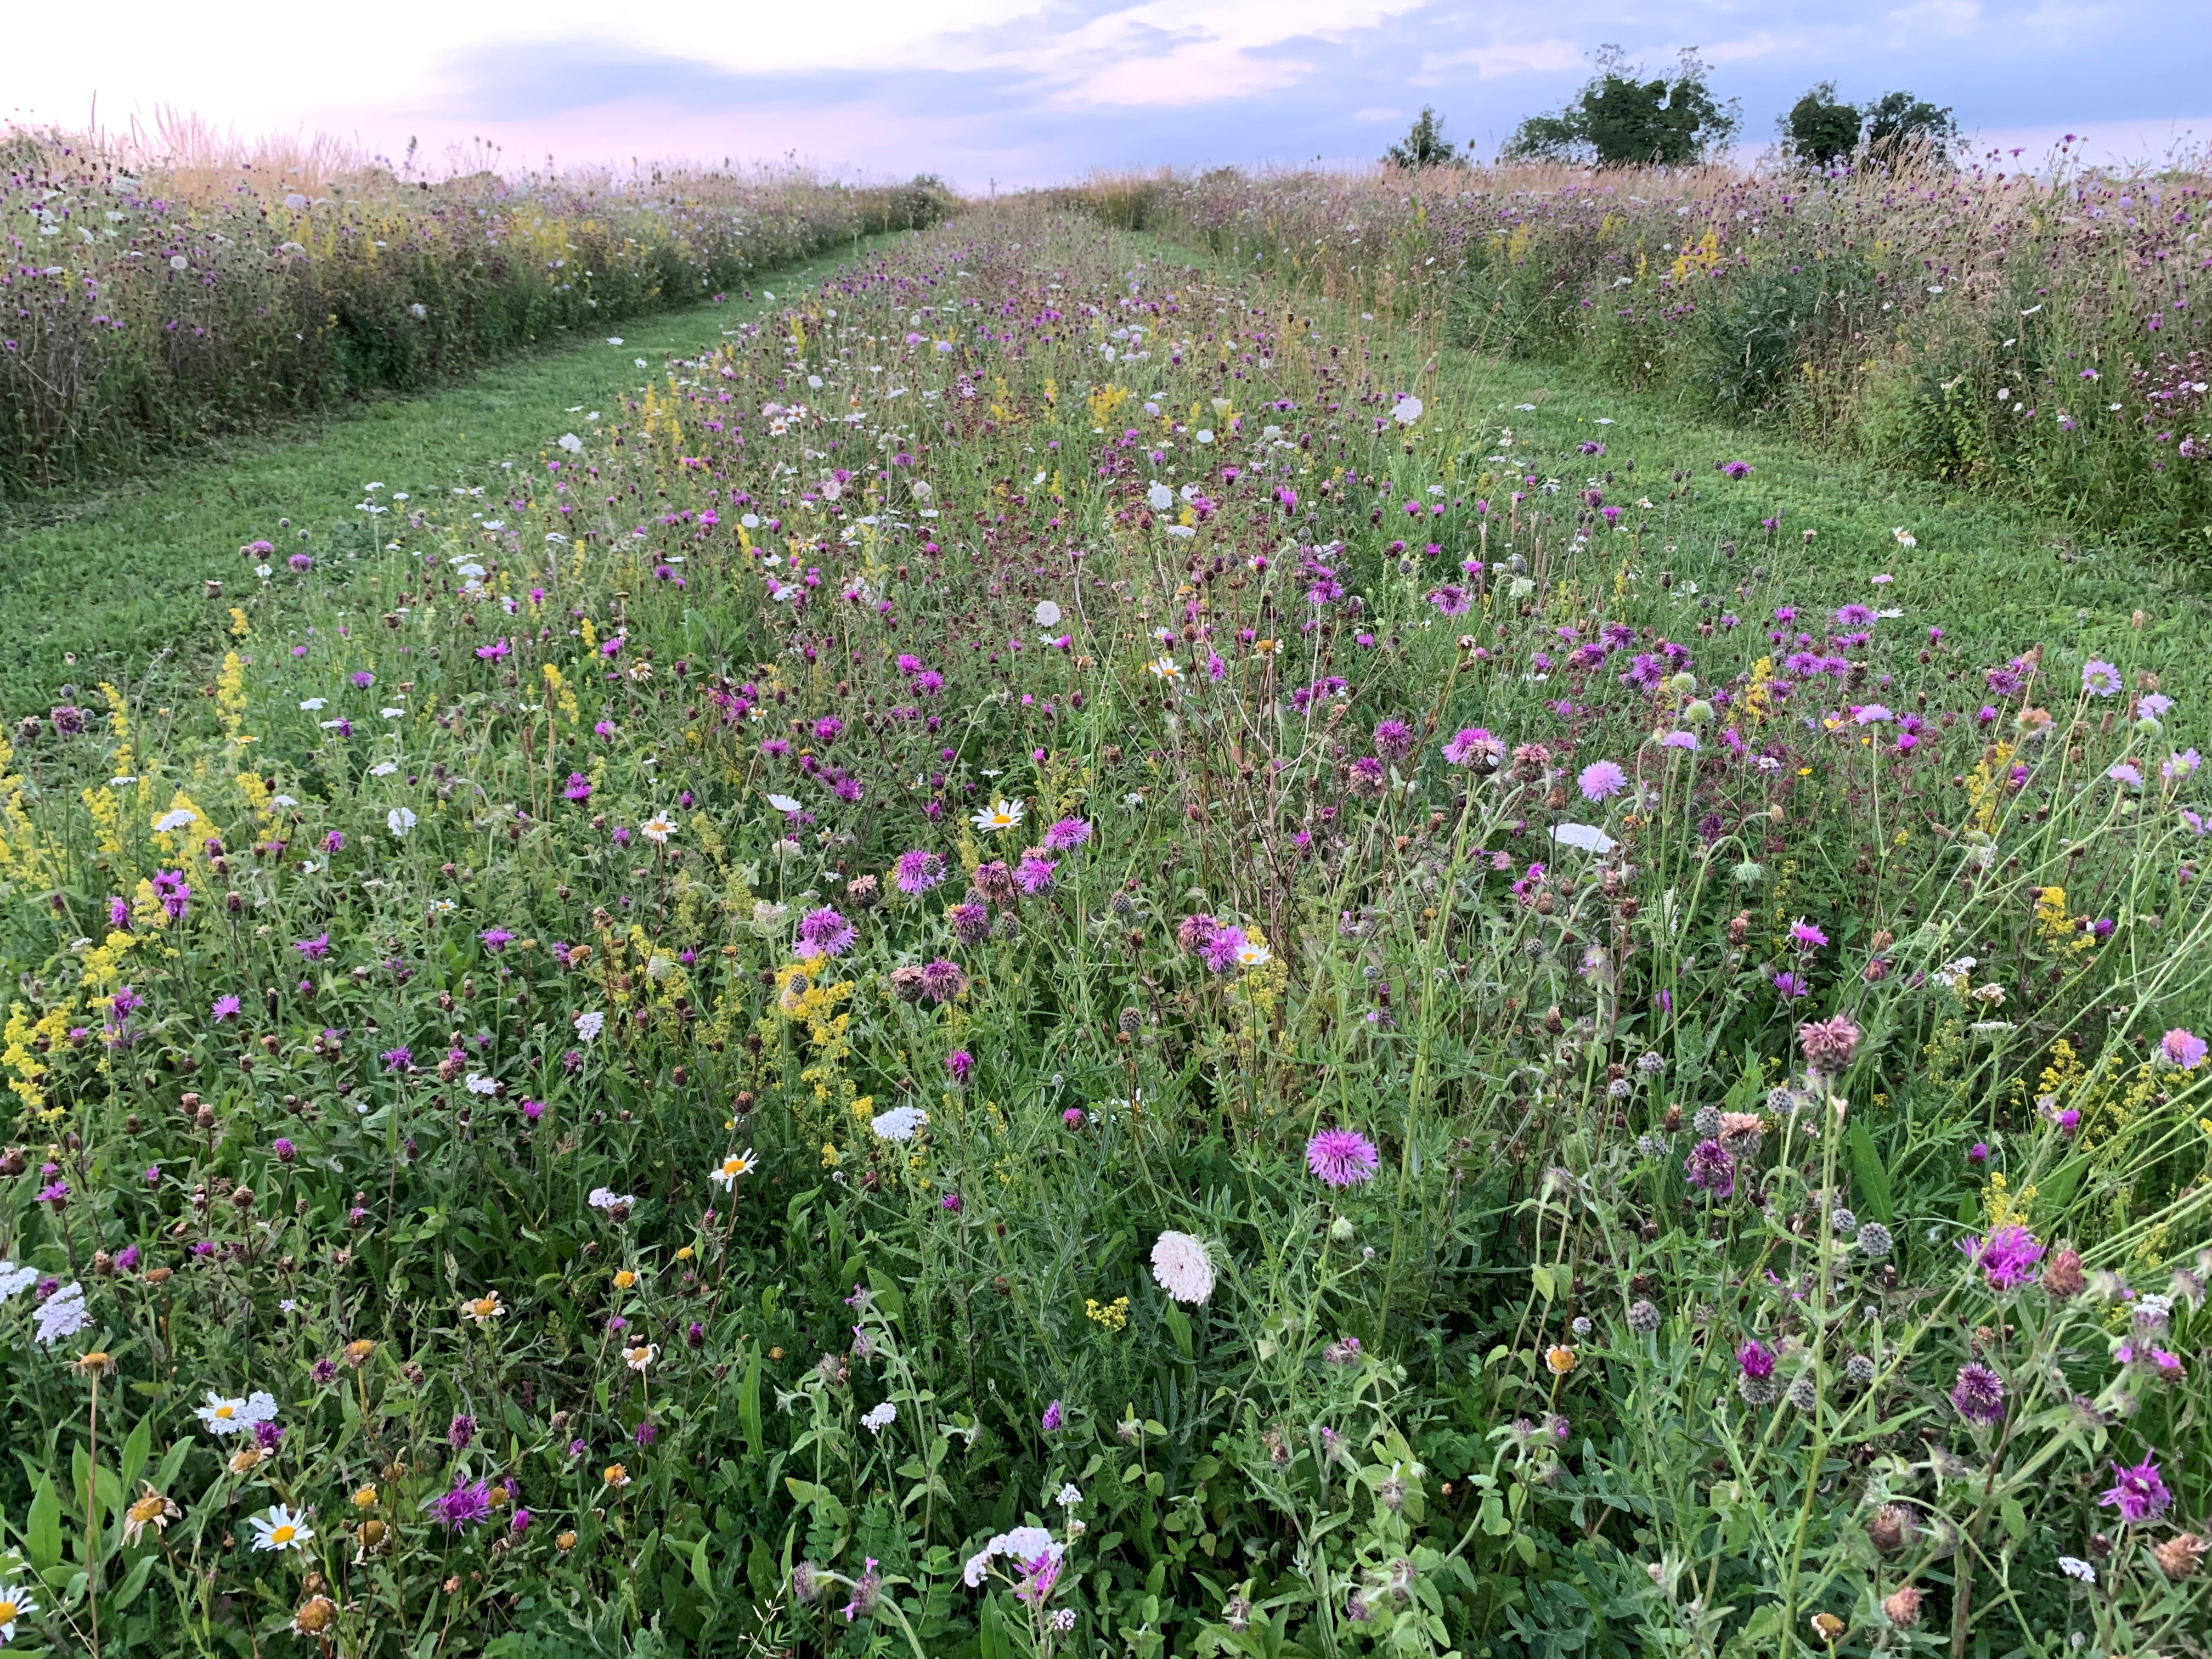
(270, 1525), (295, 1544)
(214, 1404), (235, 1419)
(0, 1599), (18, 1621)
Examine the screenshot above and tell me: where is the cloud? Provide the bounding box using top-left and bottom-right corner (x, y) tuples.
(1415, 38), (1584, 81)
(4, 0), (2208, 187)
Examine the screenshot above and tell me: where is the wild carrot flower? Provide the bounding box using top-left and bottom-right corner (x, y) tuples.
(871, 1107), (927, 1141)
(1150, 1232), (1215, 1303)
(1306, 1128), (1380, 1187)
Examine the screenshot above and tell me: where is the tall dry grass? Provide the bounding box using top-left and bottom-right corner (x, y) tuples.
(1052, 150), (2211, 549)
(0, 119), (957, 495)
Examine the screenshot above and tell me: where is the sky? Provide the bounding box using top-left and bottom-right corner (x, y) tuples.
(5, 0), (2208, 188)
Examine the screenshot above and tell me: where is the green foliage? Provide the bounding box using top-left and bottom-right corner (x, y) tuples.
(3, 206), (2211, 1659)
(1782, 82), (1864, 168)
(1864, 91), (1960, 164)
(1384, 108), (1466, 172)
(1503, 47), (1741, 167)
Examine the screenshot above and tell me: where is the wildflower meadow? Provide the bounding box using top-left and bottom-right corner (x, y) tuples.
(0, 193), (2209, 1659)
(1057, 153), (2211, 548)
(1, 121), (952, 496)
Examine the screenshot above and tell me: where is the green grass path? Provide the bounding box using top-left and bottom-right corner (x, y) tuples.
(3, 216), (2201, 724)
(1127, 228), (2207, 682)
(0, 234), (912, 715)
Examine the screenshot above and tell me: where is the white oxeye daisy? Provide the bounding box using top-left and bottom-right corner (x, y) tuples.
(1235, 940), (1272, 967)
(250, 1504), (313, 1551)
(0, 1580), (38, 1639)
(1147, 656), (1182, 680)
(641, 813), (676, 844)
(624, 1342), (658, 1372)
(710, 1148), (758, 1188)
(972, 798), (1024, 833)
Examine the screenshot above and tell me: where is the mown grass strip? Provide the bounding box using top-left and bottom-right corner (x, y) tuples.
(0, 233), (918, 714)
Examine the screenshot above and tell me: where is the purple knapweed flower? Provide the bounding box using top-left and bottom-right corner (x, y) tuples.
(1306, 1127), (1380, 1188)
(2097, 1457), (2171, 1522)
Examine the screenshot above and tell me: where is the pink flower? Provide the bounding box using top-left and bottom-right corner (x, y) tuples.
(2097, 1457), (2171, 1523)
(1577, 760), (1627, 802)
(894, 849), (947, 893)
(2159, 1028), (2208, 1070)
(1957, 1224), (2045, 1290)
(1306, 1128), (1380, 1187)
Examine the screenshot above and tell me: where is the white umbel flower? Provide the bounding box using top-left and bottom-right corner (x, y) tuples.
(1150, 1231), (1215, 1304)
(872, 1106), (928, 1142)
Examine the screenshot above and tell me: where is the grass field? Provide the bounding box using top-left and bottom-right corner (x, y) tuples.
(0, 236), (913, 715)
(1, 206), (2208, 1659)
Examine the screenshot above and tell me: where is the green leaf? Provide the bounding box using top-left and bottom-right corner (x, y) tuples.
(1161, 1302), (1193, 1360)
(154, 1438), (191, 1493)
(740, 1344), (764, 1460)
(119, 1417), (152, 1492)
(865, 1265), (906, 1321)
(2001, 1497), (2029, 1541)
(690, 1534), (714, 1595)
(746, 1534), (776, 1600)
(112, 1551), (157, 1611)
(26, 1475), (61, 1572)
(1848, 1120), (1892, 1223)
(1529, 1264), (1555, 1303)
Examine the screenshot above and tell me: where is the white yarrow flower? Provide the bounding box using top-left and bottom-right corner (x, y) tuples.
(33, 1282), (89, 1346)
(386, 806), (416, 837)
(574, 1010), (605, 1041)
(861, 1401), (897, 1434)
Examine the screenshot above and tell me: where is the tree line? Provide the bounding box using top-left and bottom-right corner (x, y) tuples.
(1384, 48), (1959, 171)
